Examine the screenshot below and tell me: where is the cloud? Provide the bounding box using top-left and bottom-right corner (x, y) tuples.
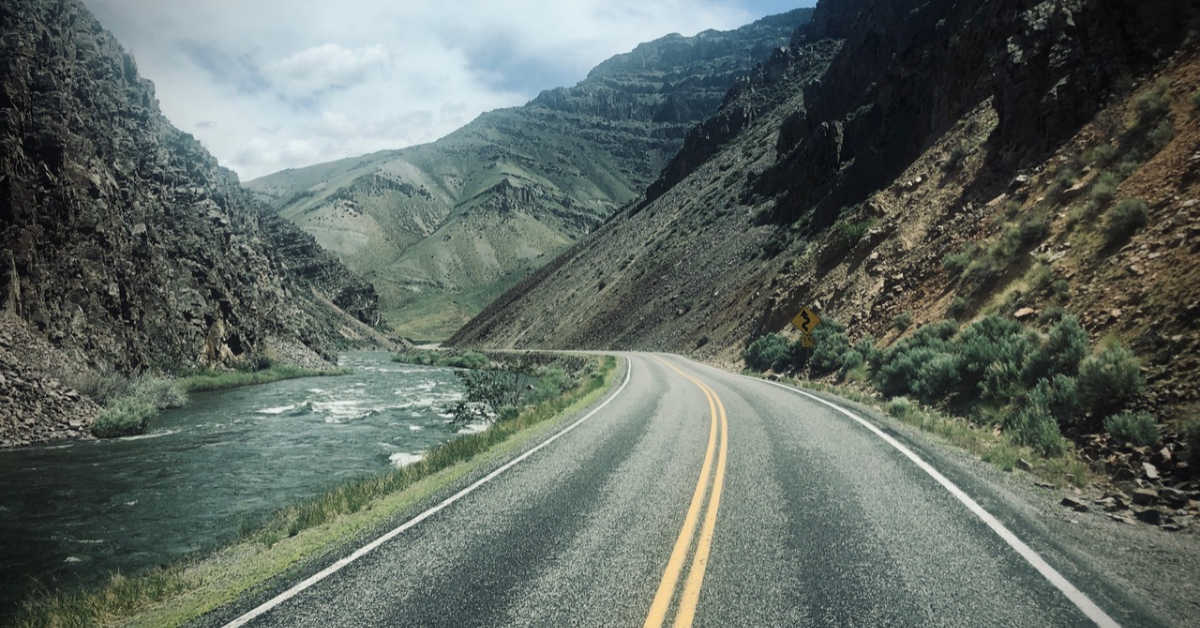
(267, 43), (387, 96)
(81, 0), (810, 180)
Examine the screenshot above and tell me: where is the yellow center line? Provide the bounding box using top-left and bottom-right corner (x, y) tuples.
(672, 378), (727, 627)
(643, 358), (717, 628)
(644, 357), (729, 628)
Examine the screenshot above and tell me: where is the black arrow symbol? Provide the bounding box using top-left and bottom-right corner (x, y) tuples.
(800, 310), (811, 330)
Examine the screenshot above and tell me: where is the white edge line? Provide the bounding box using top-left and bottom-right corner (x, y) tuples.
(747, 375), (1119, 628)
(224, 356), (633, 627)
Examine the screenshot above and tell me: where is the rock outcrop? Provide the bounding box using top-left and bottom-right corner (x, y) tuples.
(0, 0), (389, 443)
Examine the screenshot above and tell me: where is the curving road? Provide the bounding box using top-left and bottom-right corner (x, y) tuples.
(211, 353), (1158, 627)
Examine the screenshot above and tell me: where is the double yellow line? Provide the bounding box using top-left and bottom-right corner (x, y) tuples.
(644, 358), (729, 628)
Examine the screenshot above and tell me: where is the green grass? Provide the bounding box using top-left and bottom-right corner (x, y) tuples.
(15, 355), (620, 628)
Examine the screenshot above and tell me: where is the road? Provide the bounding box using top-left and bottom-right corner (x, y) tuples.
(213, 352), (1154, 627)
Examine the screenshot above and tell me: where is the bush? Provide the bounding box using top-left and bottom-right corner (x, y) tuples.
(808, 320), (851, 376)
(853, 336), (880, 367)
(831, 219), (874, 250)
(947, 296), (969, 319)
(874, 320), (959, 398)
(744, 333), (790, 372)
(91, 397), (157, 438)
(1077, 342), (1143, 419)
(1104, 412), (1158, 446)
(957, 315), (1036, 400)
(88, 376), (187, 438)
(1133, 81), (1170, 123)
(444, 351), (490, 370)
(1006, 399), (1067, 457)
(1021, 315), (1088, 385)
(1104, 198), (1148, 246)
(892, 312), (913, 332)
(1017, 216), (1049, 247)
(913, 353), (963, 403)
(1088, 171), (1118, 209)
(1027, 375), (1081, 428)
(887, 397), (915, 419)
(839, 350), (864, 376)
(1085, 144), (1117, 167)
(942, 245), (974, 277)
(66, 370), (131, 405)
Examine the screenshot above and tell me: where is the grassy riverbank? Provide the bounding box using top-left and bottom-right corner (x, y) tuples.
(15, 355), (620, 627)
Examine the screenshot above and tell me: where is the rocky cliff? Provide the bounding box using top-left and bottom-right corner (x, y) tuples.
(0, 0), (389, 443)
(452, 0), (1200, 422)
(247, 9), (813, 340)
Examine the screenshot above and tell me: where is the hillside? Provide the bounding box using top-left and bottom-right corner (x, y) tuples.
(452, 1), (1200, 437)
(246, 9), (812, 340)
(0, 0), (392, 445)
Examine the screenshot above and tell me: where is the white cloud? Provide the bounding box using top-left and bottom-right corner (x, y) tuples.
(268, 43), (387, 95)
(81, 0), (792, 180)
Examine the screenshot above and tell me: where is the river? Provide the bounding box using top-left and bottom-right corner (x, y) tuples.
(0, 351), (469, 612)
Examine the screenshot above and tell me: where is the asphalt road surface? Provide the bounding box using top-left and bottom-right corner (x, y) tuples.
(214, 353), (1156, 627)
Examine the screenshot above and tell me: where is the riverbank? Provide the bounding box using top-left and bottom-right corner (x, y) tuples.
(11, 354), (620, 627)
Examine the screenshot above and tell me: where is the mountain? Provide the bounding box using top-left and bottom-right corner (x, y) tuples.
(246, 9), (812, 340)
(451, 0), (1200, 420)
(0, 0), (392, 444)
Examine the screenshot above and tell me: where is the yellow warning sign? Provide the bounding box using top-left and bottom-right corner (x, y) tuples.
(790, 307), (821, 334)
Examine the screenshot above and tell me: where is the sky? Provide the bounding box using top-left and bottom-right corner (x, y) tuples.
(82, 0), (816, 181)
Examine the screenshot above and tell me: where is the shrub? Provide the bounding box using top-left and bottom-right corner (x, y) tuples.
(1133, 81), (1170, 123)
(1027, 375), (1081, 428)
(744, 333), (790, 372)
(786, 337), (812, 371)
(892, 312), (913, 332)
(444, 351), (490, 370)
(1104, 412), (1158, 446)
(875, 346), (942, 399)
(1017, 216), (1049, 247)
(913, 353), (963, 404)
(839, 350), (864, 376)
(808, 320), (851, 376)
(943, 249), (972, 277)
(1104, 198), (1148, 246)
(831, 219), (874, 250)
(1027, 263), (1054, 294)
(957, 315), (1035, 399)
(1021, 315), (1088, 385)
(66, 370), (131, 405)
(947, 296), (969, 319)
(1077, 342), (1143, 419)
(1085, 144), (1117, 167)
(1088, 171), (1118, 209)
(872, 321), (958, 399)
(887, 397), (915, 419)
(91, 397), (156, 438)
(1005, 399), (1067, 457)
(853, 336), (881, 367)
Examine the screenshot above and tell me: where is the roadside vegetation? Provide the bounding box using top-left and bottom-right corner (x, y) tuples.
(744, 313), (1146, 485)
(75, 358), (348, 438)
(392, 347), (490, 369)
(16, 354), (619, 627)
